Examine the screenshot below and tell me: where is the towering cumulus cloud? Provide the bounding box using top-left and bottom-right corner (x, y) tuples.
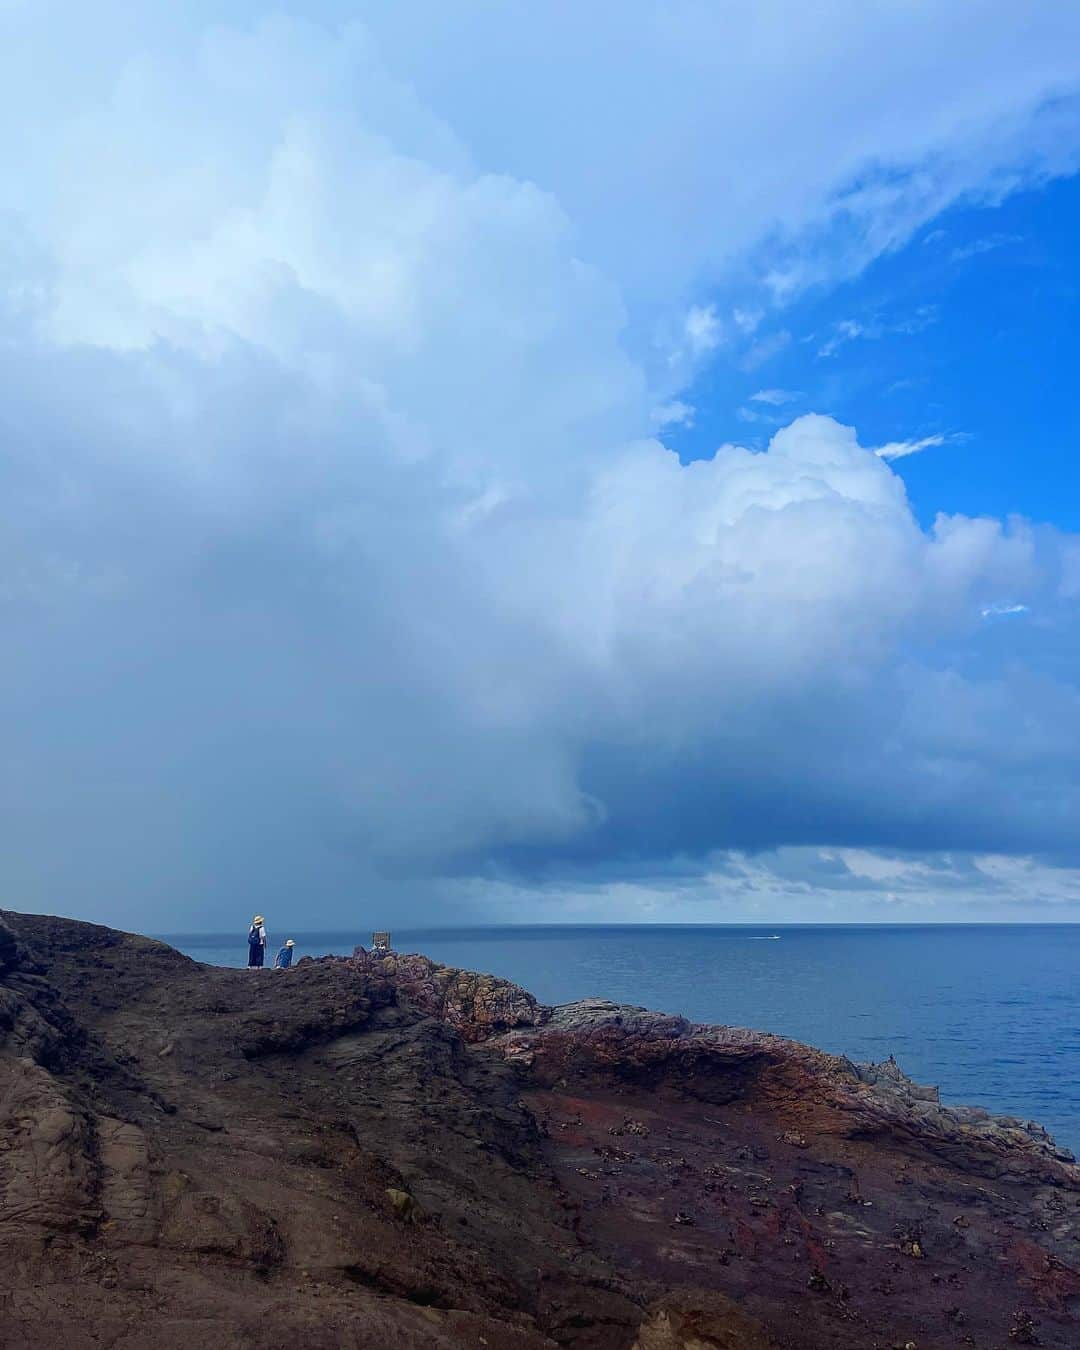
(2, 6), (1080, 924)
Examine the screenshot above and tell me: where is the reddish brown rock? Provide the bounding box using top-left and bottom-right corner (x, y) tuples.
(344, 947), (547, 1042)
(0, 911), (1077, 1349)
(491, 999), (1079, 1186)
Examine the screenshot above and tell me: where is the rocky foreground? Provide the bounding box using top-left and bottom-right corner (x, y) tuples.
(0, 913), (1077, 1349)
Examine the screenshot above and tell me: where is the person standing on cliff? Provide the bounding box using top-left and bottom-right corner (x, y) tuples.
(247, 915), (268, 968)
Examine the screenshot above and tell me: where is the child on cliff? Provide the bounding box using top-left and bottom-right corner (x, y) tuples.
(273, 939), (295, 969)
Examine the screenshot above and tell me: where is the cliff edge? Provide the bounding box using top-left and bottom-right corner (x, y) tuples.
(0, 912), (1077, 1349)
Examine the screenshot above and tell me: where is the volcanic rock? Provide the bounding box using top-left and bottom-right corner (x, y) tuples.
(344, 947), (547, 1041)
(0, 910), (1077, 1349)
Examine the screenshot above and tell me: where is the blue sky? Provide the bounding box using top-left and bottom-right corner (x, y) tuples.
(673, 175), (1080, 531)
(3, 3), (1080, 928)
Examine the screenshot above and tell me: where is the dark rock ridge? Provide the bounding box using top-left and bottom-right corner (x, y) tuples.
(0, 912), (1076, 1349)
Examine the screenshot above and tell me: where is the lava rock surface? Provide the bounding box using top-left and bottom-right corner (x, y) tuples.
(0, 911), (1077, 1348)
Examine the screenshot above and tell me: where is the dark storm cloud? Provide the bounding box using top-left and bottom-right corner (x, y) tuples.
(2, 6), (1080, 925)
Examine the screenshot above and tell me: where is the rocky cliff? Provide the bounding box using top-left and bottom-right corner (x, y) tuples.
(0, 911), (1077, 1348)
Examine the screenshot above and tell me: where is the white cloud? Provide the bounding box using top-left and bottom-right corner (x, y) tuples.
(653, 399), (695, 428)
(832, 850), (936, 883)
(980, 601), (1030, 618)
(818, 307), (939, 359)
(874, 433), (948, 461)
(683, 303), (722, 355)
(750, 388), (803, 406)
(818, 318), (866, 357)
(461, 847), (1080, 922)
(732, 307), (763, 334)
(341, 0), (1080, 386)
(951, 232), (1024, 262)
(5, 4), (1079, 344)
(0, 7), (1079, 926)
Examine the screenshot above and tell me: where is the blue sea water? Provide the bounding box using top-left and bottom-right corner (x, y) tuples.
(162, 924), (1080, 1154)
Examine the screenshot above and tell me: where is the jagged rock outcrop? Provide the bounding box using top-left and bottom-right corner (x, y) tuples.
(344, 948), (547, 1042)
(0, 910), (1077, 1349)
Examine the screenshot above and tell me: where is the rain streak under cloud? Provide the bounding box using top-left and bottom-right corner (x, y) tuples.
(3, 3), (1080, 927)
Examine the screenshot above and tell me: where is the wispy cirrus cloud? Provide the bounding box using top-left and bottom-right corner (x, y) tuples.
(817, 306), (938, 358)
(817, 318), (865, 357)
(980, 601), (1030, 619)
(874, 433), (948, 461)
(951, 232), (1024, 262)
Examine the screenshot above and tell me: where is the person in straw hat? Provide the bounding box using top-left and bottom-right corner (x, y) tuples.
(274, 938), (296, 969)
(247, 914), (268, 968)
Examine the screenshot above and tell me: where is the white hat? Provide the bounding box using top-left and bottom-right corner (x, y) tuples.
(285, 939), (295, 947)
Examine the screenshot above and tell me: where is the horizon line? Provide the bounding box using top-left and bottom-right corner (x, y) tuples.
(154, 918), (1080, 937)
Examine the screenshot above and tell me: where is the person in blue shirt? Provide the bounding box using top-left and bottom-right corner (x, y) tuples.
(273, 939), (295, 969)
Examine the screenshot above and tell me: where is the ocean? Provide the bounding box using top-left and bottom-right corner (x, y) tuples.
(163, 923), (1080, 1154)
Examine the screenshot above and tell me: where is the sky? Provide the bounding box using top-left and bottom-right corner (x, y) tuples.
(3, 2), (1080, 929)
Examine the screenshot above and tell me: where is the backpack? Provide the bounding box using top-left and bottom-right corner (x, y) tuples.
(248, 925), (261, 947)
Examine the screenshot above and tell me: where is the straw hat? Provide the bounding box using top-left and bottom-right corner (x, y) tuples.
(253, 915), (264, 925)
(285, 939), (295, 947)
